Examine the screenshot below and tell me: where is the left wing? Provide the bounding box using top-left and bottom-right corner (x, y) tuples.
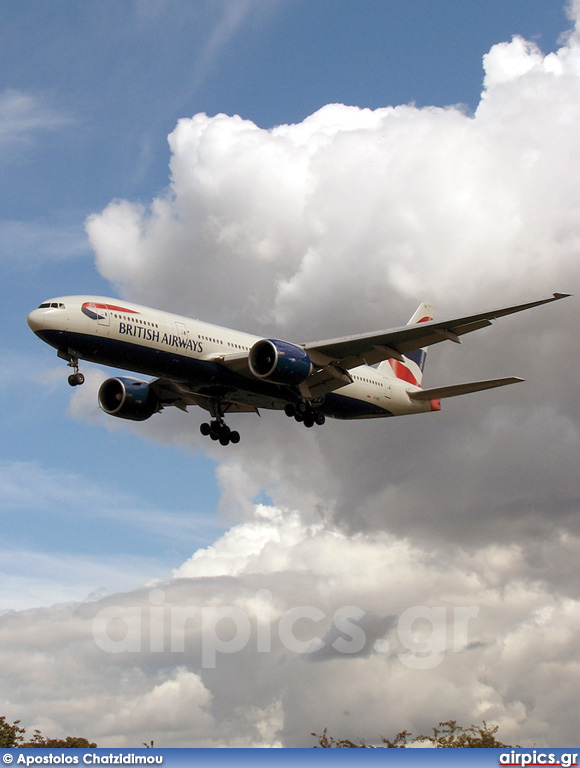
(150, 378), (258, 414)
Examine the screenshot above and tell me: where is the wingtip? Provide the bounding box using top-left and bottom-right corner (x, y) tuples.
(553, 292), (572, 299)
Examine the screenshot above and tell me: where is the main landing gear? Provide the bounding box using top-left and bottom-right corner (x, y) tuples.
(200, 419), (240, 447)
(284, 402), (325, 428)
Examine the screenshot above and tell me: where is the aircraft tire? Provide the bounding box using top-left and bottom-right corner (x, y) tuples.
(230, 431), (240, 444)
(200, 422), (211, 436)
(314, 412), (326, 426)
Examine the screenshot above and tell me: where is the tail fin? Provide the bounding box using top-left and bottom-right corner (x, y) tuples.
(379, 302), (435, 387)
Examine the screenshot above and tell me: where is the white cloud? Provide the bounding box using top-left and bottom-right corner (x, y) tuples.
(85, 7), (580, 551)
(0, 549), (157, 612)
(2, 505), (580, 746)
(0, 89), (72, 153)
(0, 219), (89, 265)
(0, 458), (222, 610)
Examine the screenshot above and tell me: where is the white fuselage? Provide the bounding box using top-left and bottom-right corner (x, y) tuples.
(27, 295), (434, 421)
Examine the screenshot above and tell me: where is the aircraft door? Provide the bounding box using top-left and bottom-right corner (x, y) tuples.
(96, 305), (110, 336)
(175, 321), (191, 352)
(97, 307), (110, 327)
(84, 302), (110, 335)
(176, 321), (189, 339)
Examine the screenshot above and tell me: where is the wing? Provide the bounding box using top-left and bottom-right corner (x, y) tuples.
(152, 293), (568, 406)
(408, 377), (524, 401)
(297, 292), (569, 399)
(303, 293), (569, 369)
(149, 378), (258, 415)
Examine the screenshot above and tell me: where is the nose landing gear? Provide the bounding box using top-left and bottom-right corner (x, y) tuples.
(64, 355), (84, 386)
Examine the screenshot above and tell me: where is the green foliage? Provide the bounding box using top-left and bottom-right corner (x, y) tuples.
(416, 720), (510, 748)
(0, 715), (96, 748)
(0, 716), (25, 748)
(312, 720), (511, 748)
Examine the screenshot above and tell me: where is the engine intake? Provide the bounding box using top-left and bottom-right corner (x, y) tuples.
(249, 339), (312, 385)
(98, 377), (159, 421)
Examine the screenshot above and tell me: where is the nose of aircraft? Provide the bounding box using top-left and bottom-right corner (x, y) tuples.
(27, 308), (45, 332)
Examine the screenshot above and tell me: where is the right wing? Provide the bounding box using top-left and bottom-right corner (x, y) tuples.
(297, 293), (569, 399)
(303, 293), (569, 370)
(174, 293), (569, 403)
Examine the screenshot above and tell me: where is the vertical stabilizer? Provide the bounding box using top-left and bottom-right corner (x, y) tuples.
(378, 302), (435, 387)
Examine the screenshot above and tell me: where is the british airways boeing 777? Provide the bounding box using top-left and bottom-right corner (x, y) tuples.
(27, 293), (568, 446)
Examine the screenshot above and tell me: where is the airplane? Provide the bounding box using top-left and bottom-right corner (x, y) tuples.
(27, 292), (569, 446)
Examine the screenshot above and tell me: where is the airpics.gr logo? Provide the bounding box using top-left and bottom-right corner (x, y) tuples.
(81, 302), (139, 321)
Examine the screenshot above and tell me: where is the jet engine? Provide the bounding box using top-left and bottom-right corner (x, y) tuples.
(98, 377), (159, 421)
(248, 339), (312, 385)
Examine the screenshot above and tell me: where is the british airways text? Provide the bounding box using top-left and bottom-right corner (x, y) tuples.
(118, 322), (203, 353)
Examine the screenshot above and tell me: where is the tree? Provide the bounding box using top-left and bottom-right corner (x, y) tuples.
(312, 720), (511, 748)
(0, 715), (96, 748)
(0, 716), (25, 748)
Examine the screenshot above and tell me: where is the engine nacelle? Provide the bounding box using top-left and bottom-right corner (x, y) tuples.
(249, 339), (312, 385)
(98, 377), (159, 421)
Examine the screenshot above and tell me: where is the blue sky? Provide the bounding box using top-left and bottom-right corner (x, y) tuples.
(0, 0), (571, 599)
(1, 1), (579, 746)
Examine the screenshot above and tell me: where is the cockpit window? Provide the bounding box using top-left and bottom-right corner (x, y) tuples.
(39, 303), (50, 308)
(38, 302), (65, 309)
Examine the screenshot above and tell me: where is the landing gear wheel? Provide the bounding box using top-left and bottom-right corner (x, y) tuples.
(218, 424), (231, 446)
(314, 412), (326, 426)
(303, 415), (314, 428)
(202, 418), (238, 446)
(296, 401), (308, 417)
(284, 404), (296, 418)
(74, 372), (85, 385)
(68, 374), (78, 387)
(200, 401), (241, 446)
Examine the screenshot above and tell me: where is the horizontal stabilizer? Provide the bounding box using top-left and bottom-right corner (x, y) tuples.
(408, 377), (524, 401)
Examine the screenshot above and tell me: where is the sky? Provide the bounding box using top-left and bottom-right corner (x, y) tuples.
(1, 0), (579, 749)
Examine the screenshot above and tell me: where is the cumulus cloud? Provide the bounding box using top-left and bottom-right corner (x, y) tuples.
(84, 7), (580, 547)
(2, 507), (580, 746)
(8, 3), (580, 747)
(87, 38), (580, 334)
